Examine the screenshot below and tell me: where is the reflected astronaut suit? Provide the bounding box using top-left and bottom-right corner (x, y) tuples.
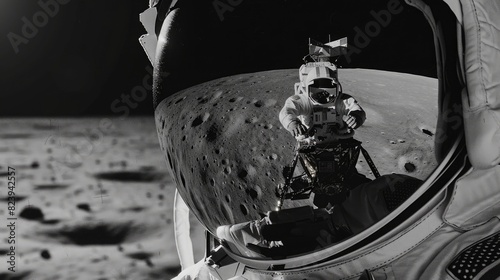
(279, 91), (366, 144)
(279, 85), (369, 207)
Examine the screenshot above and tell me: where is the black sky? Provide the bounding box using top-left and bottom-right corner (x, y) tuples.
(1, 0), (151, 116)
(0, 0), (436, 117)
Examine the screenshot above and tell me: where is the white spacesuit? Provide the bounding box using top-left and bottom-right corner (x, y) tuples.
(279, 81), (366, 145)
(279, 64), (371, 207)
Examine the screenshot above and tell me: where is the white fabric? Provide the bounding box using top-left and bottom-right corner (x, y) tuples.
(461, 0), (500, 169)
(171, 260), (211, 280)
(444, 165), (500, 230)
(174, 189), (195, 270)
(279, 92), (365, 143)
(139, 7), (159, 65)
(419, 217), (500, 280)
(443, 0), (463, 24)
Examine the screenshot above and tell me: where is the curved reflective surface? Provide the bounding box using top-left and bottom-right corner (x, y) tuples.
(153, 0), (439, 260)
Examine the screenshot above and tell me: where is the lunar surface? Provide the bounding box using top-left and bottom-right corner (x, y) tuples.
(155, 68), (439, 235)
(0, 117), (205, 280)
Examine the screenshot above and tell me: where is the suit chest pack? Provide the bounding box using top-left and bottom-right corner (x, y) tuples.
(310, 106), (345, 138)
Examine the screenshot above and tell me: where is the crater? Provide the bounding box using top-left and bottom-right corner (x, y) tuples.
(191, 112), (211, 127)
(238, 169), (248, 179)
(404, 162), (417, 173)
(421, 128), (434, 137)
(119, 206), (146, 213)
(254, 100), (264, 107)
(206, 124), (218, 142)
(245, 117), (258, 124)
(240, 204), (249, 216)
(59, 223), (131, 245)
(93, 171), (165, 182)
(34, 184), (70, 191)
(0, 195), (27, 202)
(174, 96), (186, 104)
(36, 218), (161, 246)
(126, 252), (154, 260)
(246, 188), (259, 200)
(0, 133), (33, 139)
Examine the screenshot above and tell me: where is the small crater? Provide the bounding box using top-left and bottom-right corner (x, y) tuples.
(254, 100), (264, 108)
(206, 124), (218, 142)
(0, 133), (33, 139)
(120, 206), (146, 213)
(225, 195), (231, 203)
(76, 203), (91, 212)
(0, 195), (27, 202)
(34, 184), (70, 191)
(127, 252), (153, 260)
(93, 171), (165, 182)
(210, 178), (216, 187)
(41, 249), (51, 260)
(191, 112), (211, 127)
(238, 169), (248, 179)
(404, 162), (417, 172)
(421, 128), (434, 137)
(246, 188), (258, 200)
(240, 204), (249, 216)
(192, 116), (203, 127)
(228, 96), (243, 103)
(41, 219), (61, 225)
(174, 96), (186, 104)
(58, 223), (132, 245)
(20, 206), (44, 221)
(245, 117), (258, 124)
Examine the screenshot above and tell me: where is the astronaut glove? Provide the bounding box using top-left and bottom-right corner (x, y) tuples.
(343, 115), (358, 129)
(288, 120), (308, 137)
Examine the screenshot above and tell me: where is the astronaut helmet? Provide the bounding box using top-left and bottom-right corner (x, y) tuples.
(307, 78), (341, 105)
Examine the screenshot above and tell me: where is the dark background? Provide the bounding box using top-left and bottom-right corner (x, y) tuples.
(0, 0), (436, 117)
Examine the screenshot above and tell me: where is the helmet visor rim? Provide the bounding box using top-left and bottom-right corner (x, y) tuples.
(309, 86), (338, 104)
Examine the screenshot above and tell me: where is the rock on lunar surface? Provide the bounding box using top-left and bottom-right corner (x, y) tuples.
(155, 69), (438, 235)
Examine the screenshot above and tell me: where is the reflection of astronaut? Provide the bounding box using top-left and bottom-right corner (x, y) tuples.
(279, 78), (366, 144)
(279, 64), (370, 207)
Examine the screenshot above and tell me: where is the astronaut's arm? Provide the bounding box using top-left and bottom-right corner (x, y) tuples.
(279, 95), (307, 133)
(344, 97), (366, 129)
